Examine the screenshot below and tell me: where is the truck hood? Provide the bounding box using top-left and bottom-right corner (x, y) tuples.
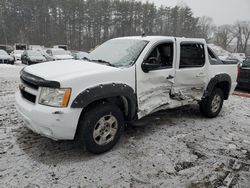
(23, 60), (117, 80)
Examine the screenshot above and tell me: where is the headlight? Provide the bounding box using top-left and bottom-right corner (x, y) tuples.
(38, 87), (71, 107)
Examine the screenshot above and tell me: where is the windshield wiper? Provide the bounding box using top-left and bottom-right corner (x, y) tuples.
(90, 59), (116, 67)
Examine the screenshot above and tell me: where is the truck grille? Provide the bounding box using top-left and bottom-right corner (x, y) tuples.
(20, 71), (40, 103)
(20, 87), (36, 103)
(20, 77), (39, 90)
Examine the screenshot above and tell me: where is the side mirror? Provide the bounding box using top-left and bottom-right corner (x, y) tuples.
(141, 57), (161, 73)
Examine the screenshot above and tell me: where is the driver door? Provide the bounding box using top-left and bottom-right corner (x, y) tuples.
(136, 40), (176, 118)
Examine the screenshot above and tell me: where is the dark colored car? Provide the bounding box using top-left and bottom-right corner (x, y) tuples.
(0, 49), (14, 64)
(237, 58), (250, 90)
(21, 50), (47, 65)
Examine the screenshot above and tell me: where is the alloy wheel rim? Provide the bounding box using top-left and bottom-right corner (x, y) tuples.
(211, 95), (221, 113)
(93, 114), (118, 145)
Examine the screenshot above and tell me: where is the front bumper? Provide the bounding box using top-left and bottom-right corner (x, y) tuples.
(15, 91), (82, 140)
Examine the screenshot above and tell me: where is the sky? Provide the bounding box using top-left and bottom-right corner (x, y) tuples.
(140, 0), (250, 25)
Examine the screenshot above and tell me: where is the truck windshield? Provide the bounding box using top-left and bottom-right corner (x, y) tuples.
(88, 39), (148, 67)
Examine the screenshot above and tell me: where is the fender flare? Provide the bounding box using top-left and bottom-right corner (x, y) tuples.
(71, 83), (137, 120)
(203, 73), (231, 99)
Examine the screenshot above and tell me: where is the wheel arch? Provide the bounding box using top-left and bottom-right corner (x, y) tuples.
(204, 73), (231, 100)
(71, 83), (137, 121)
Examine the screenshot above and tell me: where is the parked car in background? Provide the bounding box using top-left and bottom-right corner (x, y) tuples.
(232, 53), (246, 62)
(53, 45), (68, 51)
(0, 44), (14, 54)
(21, 50), (47, 65)
(14, 43), (27, 50)
(237, 58), (250, 90)
(72, 51), (89, 60)
(46, 48), (73, 60)
(10, 50), (24, 61)
(29, 45), (44, 51)
(37, 49), (54, 61)
(0, 49), (14, 64)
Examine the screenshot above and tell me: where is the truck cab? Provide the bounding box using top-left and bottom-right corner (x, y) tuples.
(16, 36), (238, 154)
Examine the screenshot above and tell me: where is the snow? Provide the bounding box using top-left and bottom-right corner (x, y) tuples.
(0, 65), (250, 187)
(208, 43), (237, 61)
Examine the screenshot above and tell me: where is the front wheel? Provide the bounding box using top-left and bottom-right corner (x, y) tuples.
(200, 88), (224, 118)
(77, 102), (124, 154)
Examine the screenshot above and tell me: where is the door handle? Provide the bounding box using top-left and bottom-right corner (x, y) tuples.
(166, 75), (174, 79)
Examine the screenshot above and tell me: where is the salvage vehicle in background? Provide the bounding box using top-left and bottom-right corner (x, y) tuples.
(0, 49), (14, 64)
(14, 43), (27, 50)
(10, 50), (24, 61)
(46, 48), (73, 60)
(21, 50), (47, 65)
(0, 44), (14, 54)
(237, 58), (250, 91)
(37, 49), (54, 61)
(16, 36), (238, 154)
(53, 45), (68, 51)
(72, 51), (89, 60)
(29, 45), (44, 51)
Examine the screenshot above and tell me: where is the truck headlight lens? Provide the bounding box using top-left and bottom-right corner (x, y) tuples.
(38, 87), (71, 107)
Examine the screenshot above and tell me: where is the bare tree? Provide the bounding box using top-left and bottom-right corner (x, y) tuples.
(198, 16), (215, 42)
(213, 25), (234, 50)
(234, 21), (250, 53)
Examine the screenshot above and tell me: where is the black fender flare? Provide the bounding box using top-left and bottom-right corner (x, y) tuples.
(203, 73), (231, 99)
(71, 83), (137, 120)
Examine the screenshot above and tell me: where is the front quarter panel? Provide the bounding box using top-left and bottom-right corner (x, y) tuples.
(60, 66), (136, 113)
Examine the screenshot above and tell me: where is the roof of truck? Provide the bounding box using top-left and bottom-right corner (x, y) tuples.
(114, 36), (206, 43)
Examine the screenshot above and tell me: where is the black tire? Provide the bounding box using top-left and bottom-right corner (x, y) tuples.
(199, 88), (224, 118)
(77, 102), (124, 154)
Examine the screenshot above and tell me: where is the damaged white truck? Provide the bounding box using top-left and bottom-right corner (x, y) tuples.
(16, 36), (238, 154)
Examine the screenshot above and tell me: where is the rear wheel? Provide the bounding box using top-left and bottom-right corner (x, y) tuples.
(200, 88), (224, 118)
(77, 102), (124, 154)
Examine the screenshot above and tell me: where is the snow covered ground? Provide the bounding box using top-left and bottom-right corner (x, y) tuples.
(0, 65), (250, 188)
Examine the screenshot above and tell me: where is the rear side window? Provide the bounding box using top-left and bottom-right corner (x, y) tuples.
(180, 43), (205, 68)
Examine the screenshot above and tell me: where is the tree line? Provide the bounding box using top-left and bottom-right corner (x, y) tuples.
(0, 0), (249, 53)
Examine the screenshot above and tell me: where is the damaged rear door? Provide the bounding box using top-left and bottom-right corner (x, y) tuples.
(173, 39), (209, 101)
(136, 39), (176, 118)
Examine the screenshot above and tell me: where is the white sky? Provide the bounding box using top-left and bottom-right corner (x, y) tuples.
(139, 0), (250, 25)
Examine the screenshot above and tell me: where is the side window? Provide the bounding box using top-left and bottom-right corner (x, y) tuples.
(180, 43), (205, 68)
(146, 43), (174, 69)
(207, 47), (222, 65)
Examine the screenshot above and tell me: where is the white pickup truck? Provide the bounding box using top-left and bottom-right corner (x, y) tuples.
(16, 36), (238, 154)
